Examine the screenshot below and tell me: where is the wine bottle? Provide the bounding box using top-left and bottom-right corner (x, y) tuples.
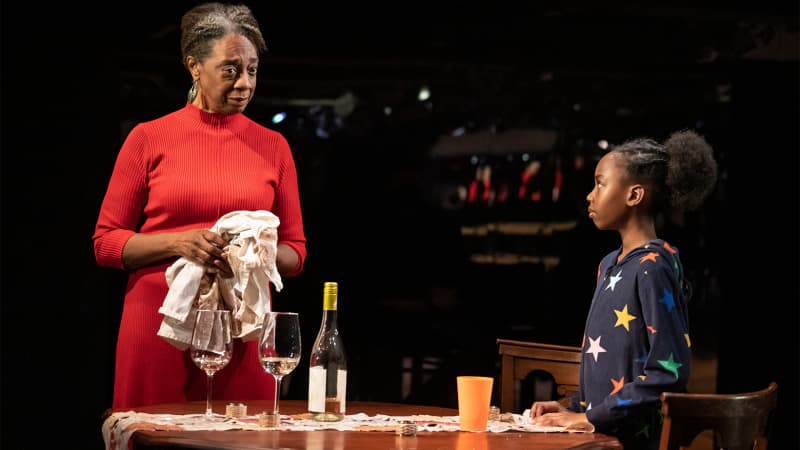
(308, 281), (347, 421)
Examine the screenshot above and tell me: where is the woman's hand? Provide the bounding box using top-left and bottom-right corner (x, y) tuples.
(171, 229), (233, 277)
(122, 229), (232, 277)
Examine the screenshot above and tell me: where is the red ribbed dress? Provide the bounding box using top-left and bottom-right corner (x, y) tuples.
(93, 103), (307, 409)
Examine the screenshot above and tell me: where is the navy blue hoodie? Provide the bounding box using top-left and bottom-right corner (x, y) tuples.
(572, 239), (691, 448)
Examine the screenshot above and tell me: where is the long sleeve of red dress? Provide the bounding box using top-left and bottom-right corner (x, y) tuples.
(93, 103), (307, 409)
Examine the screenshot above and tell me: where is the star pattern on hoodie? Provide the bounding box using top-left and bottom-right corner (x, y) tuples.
(639, 252), (659, 264)
(586, 335), (607, 362)
(614, 304), (637, 331)
(605, 270), (622, 291)
(610, 377), (625, 395)
(579, 240), (690, 444)
(658, 353), (683, 379)
(659, 288), (675, 312)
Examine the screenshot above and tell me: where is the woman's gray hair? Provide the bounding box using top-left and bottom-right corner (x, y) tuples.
(180, 2), (267, 68)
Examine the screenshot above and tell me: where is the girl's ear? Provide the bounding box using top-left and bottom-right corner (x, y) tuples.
(627, 184), (645, 206)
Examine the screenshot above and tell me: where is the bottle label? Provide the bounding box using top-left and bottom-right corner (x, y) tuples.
(308, 366), (325, 411)
(336, 369), (347, 413)
(308, 366), (347, 413)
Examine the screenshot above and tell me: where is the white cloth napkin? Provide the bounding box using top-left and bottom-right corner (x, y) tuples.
(157, 210), (282, 350)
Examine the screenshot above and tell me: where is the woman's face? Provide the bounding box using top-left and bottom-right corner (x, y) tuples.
(191, 34), (258, 114)
(586, 152), (631, 230)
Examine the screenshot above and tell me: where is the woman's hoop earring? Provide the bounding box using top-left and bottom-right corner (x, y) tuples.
(187, 79), (198, 102)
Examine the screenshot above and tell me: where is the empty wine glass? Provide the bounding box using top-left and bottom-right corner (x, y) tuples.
(258, 311), (301, 422)
(190, 309), (233, 418)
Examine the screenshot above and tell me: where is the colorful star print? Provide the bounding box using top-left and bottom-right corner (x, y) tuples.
(614, 304), (637, 331)
(616, 398), (632, 406)
(639, 252), (658, 264)
(578, 239), (690, 445)
(659, 288), (675, 312)
(610, 377), (625, 395)
(586, 336), (607, 362)
(657, 353), (683, 379)
(605, 270), (622, 291)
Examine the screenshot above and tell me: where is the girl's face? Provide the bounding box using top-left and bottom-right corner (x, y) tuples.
(586, 152), (632, 230)
(190, 34), (259, 114)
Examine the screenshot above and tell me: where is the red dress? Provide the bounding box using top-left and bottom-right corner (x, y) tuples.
(93, 104), (307, 409)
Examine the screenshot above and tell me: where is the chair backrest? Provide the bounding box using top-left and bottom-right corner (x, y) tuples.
(496, 338), (582, 413)
(658, 381), (778, 450)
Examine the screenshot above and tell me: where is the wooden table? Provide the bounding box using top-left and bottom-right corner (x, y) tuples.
(112, 399), (622, 450)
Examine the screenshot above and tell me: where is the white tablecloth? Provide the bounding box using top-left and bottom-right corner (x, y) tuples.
(102, 409), (567, 450)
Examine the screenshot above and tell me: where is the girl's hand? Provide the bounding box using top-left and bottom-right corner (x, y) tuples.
(529, 400), (565, 418)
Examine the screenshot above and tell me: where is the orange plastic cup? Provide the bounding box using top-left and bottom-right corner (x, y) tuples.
(456, 376), (494, 432)
(456, 430), (488, 450)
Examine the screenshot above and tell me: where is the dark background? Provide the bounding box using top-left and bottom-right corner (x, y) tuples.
(1, 1), (797, 449)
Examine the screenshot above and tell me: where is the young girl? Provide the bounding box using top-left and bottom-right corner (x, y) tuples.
(530, 130), (718, 449)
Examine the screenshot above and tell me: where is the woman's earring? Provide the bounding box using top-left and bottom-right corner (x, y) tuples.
(187, 79), (198, 102)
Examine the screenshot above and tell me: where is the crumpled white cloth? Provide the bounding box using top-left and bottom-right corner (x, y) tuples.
(102, 411), (263, 450)
(157, 210), (282, 350)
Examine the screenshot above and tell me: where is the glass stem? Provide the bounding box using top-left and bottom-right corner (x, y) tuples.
(274, 375), (282, 414)
(206, 373), (214, 416)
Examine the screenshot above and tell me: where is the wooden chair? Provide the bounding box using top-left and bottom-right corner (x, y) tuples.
(659, 381), (778, 450)
(496, 338), (582, 413)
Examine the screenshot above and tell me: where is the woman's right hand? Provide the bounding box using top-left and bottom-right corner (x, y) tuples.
(171, 229), (232, 277)
(122, 229), (232, 277)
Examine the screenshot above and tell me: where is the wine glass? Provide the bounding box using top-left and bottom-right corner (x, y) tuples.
(190, 309), (234, 418)
(258, 311), (301, 421)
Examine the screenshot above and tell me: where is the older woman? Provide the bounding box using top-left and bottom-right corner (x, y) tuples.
(93, 2), (307, 409)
